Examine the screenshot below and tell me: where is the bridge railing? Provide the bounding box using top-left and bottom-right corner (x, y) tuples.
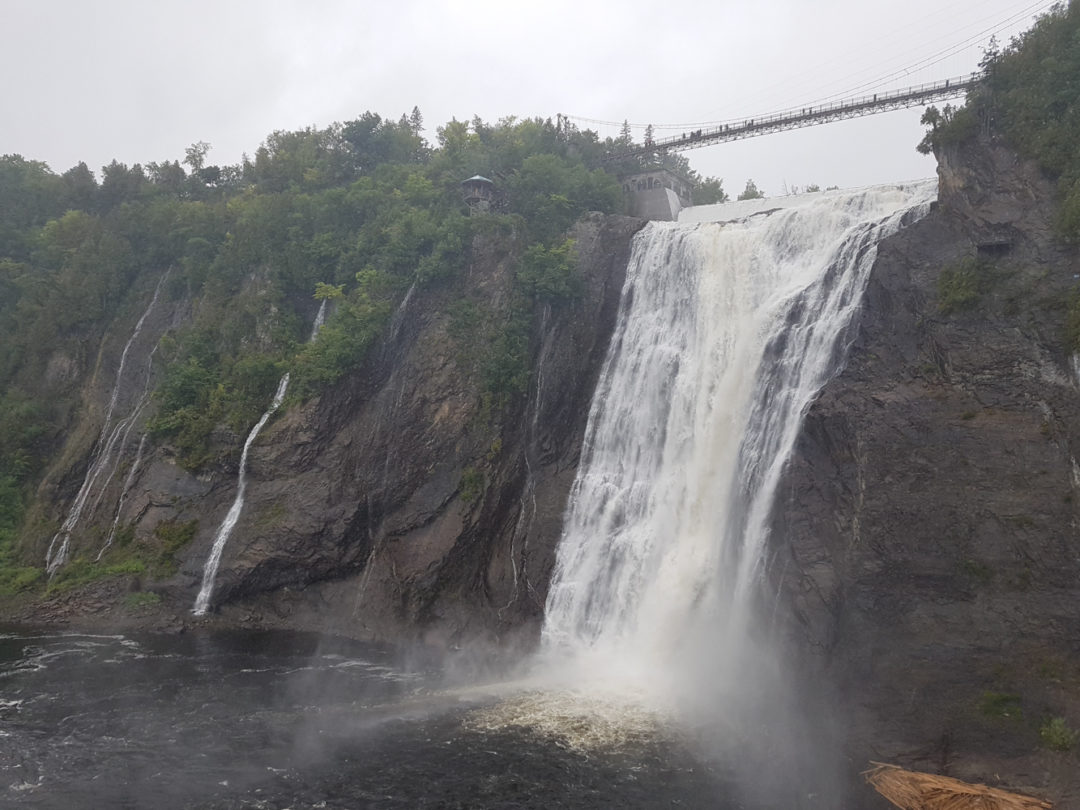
(604, 73), (982, 162)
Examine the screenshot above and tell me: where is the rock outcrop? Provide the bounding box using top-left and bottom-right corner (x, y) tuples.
(776, 138), (1080, 803)
(90, 213), (643, 648)
(14, 116), (1079, 806)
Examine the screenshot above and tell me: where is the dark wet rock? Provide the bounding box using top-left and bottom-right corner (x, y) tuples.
(11, 124), (1079, 807)
(775, 137), (1080, 805)
(87, 213), (646, 649)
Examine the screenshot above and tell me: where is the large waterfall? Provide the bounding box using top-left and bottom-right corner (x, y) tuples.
(541, 183), (935, 696)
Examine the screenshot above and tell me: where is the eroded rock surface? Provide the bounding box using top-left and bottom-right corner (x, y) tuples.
(122, 213), (645, 647)
(776, 138), (1080, 803)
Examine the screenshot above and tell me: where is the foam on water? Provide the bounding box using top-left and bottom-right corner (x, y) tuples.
(465, 690), (669, 754)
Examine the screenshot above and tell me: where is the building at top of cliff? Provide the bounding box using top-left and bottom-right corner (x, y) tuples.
(621, 168), (694, 221)
(462, 175), (495, 214)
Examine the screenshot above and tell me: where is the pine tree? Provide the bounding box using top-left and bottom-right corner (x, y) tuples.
(409, 106), (424, 135)
(737, 179), (765, 200)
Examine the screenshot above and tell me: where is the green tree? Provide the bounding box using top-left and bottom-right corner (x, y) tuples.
(0, 155), (64, 257)
(60, 162), (97, 211)
(408, 106), (424, 135)
(737, 179), (765, 200)
(99, 160), (148, 211)
(914, 3), (1080, 241)
(518, 239), (580, 300)
(183, 141), (211, 174)
(314, 281), (345, 300)
(147, 160), (187, 198)
(694, 176), (729, 204)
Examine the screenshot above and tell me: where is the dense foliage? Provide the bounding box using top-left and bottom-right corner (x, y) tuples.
(604, 119), (729, 204)
(919, 1), (1080, 241)
(0, 107), (734, 579)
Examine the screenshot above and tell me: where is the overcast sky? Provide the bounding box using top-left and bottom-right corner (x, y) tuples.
(1, 0), (1057, 198)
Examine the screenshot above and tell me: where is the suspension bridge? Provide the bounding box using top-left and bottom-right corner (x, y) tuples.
(593, 73), (980, 163)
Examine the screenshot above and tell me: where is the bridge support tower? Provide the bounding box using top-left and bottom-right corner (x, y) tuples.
(621, 168), (693, 221)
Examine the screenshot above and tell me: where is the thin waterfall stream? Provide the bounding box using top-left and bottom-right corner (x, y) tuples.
(192, 300), (327, 615)
(45, 271), (170, 575)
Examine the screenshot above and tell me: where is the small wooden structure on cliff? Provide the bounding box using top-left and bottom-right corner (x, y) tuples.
(461, 175), (496, 214)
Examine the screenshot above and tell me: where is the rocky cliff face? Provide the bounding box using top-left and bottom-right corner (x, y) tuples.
(776, 139), (1080, 803)
(24, 213), (643, 650)
(194, 213), (642, 648)
(17, 125), (1079, 804)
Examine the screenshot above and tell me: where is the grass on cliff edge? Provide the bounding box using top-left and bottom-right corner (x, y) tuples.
(0, 497), (40, 596)
(938, 256), (987, 313)
(38, 519), (198, 596)
(1039, 716), (1078, 751)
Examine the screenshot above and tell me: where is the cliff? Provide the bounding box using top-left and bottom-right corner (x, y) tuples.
(196, 213), (642, 647)
(15, 214), (643, 651)
(7, 103), (1080, 808)
(777, 137), (1080, 803)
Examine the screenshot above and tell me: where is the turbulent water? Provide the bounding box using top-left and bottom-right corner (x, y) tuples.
(0, 628), (732, 809)
(542, 182), (936, 698)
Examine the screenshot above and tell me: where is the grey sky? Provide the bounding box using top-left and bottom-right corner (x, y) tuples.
(1, 0), (1056, 197)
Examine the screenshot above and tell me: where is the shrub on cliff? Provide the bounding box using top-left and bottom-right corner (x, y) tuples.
(921, 2), (1080, 241)
(938, 256), (990, 314)
(0, 109), (628, 578)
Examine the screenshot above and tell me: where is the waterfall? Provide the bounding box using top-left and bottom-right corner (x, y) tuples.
(89, 339), (163, 521)
(309, 297), (329, 338)
(192, 374), (290, 615)
(45, 272), (169, 575)
(541, 182), (935, 694)
(97, 434), (148, 561)
(193, 299), (327, 615)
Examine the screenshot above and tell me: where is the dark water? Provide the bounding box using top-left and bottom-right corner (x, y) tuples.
(0, 627), (734, 809)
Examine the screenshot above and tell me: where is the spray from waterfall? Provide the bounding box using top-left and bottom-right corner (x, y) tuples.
(541, 182), (935, 698)
(45, 272), (170, 575)
(193, 300), (327, 615)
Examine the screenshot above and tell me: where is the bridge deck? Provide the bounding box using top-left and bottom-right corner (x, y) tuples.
(606, 75), (979, 162)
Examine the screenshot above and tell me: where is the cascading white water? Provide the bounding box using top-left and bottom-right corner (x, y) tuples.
(98, 434), (148, 561)
(541, 182), (935, 696)
(192, 373), (290, 615)
(89, 340), (163, 519)
(309, 297), (330, 338)
(193, 300), (327, 615)
(46, 272), (169, 575)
